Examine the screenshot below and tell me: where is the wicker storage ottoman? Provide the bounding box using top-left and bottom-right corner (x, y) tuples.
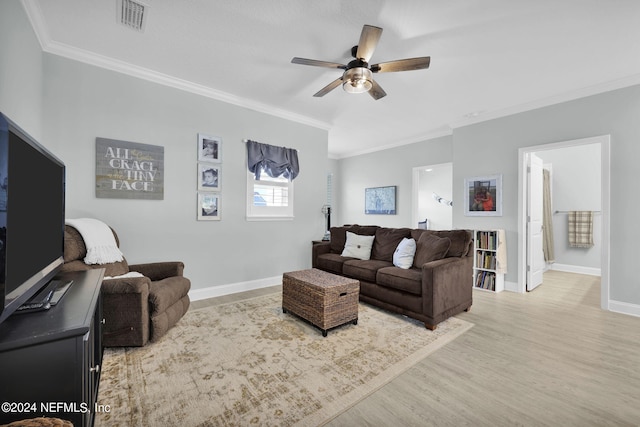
(282, 268), (360, 336)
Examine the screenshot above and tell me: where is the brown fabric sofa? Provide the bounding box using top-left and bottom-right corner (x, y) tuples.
(312, 225), (473, 330)
(61, 225), (191, 347)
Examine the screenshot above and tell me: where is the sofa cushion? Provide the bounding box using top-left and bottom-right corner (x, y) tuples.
(343, 259), (393, 283)
(341, 231), (375, 260)
(371, 227), (412, 262)
(315, 253), (356, 274)
(148, 276), (191, 315)
(393, 237), (417, 269)
(64, 226), (86, 262)
(376, 266), (423, 295)
(436, 230), (472, 257)
(413, 233), (451, 267)
(330, 225), (378, 254)
(411, 229), (472, 258)
(329, 226), (349, 254)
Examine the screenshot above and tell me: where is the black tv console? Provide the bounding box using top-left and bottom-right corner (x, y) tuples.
(0, 269), (104, 427)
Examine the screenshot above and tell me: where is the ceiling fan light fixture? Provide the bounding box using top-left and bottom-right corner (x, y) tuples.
(292, 24), (429, 100)
(342, 67), (373, 94)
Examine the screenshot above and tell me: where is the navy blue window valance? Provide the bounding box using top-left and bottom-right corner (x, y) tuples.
(246, 140), (300, 180)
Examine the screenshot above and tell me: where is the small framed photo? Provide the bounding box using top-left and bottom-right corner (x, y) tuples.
(365, 186), (397, 215)
(197, 133), (221, 163)
(198, 163), (221, 191)
(198, 192), (220, 221)
(464, 174), (502, 216)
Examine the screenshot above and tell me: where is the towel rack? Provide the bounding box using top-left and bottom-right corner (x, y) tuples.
(554, 210), (601, 214)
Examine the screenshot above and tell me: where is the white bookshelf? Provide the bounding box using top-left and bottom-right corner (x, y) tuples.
(473, 229), (505, 293)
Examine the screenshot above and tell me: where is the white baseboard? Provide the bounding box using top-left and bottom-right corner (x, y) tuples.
(550, 263), (601, 276)
(504, 280), (519, 293)
(189, 275), (282, 301)
(608, 300), (640, 318)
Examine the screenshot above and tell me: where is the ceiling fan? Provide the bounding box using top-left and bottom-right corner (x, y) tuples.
(291, 24), (430, 100)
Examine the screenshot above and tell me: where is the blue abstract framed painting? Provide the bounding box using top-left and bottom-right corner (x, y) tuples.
(365, 186), (397, 215)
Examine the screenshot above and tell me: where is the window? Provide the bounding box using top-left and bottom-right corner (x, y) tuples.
(246, 165), (294, 220)
(245, 139), (298, 220)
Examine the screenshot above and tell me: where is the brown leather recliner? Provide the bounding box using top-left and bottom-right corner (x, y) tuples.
(61, 225), (191, 347)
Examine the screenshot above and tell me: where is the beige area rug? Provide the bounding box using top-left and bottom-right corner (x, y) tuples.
(96, 293), (473, 427)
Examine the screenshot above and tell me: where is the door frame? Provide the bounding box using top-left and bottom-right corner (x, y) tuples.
(411, 162), (453, 229)
(517, 135), (610, 310)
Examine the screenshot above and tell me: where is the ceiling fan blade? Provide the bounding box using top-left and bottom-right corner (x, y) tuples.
(355, 25), (383, 63)
(368, 79), (387, 100)
(291, 57), (346, 69)
(371, 57), (431, 73)
(313, 77), (343, 97)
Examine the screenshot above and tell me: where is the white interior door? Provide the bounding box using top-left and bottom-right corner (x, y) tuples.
(527, 153), (544, 291)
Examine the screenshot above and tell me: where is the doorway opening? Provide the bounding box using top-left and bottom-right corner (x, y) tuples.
(412, 163), (453, 230)
(518, 135), (610, 310)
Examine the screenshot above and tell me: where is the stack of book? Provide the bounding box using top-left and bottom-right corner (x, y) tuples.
(475, 271), (496, 291)
(476, 231), (497, 250)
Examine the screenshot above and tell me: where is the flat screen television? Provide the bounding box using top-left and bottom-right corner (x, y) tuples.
(0, 112), (66, 324)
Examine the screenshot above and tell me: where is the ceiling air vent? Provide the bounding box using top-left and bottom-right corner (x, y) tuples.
(117, 0), (148, 32)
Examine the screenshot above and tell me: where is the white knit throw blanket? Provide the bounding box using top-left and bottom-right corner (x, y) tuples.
(66, 218), (124, 265)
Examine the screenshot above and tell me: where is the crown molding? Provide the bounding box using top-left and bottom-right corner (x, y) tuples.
(450, 72), (640, 129)
(20, 0), (331, 132)
(22, 0), (640, 160)
(330, 72), (640, 159)
(331, 128), (453, 159)
(45, 41), (332, 131)
(21, 0), (49, 47)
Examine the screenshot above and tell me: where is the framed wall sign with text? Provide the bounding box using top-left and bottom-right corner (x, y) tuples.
(96, 138), (164, 200)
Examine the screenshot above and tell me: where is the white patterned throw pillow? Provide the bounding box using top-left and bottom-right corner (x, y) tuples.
(393, 237), (417, 269)
(341, 231), (375, 260)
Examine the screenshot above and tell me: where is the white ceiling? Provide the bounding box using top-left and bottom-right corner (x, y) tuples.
(23, 0), (640, 158)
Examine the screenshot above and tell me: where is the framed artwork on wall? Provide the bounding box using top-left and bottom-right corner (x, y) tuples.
(197, 133), (221, 163)
(197, 192), (220, 221)
(95, 137), (164, 200)
(365, 186), (397, 215)
(197, 163), (221, 191)
(464, 174), (502, 216)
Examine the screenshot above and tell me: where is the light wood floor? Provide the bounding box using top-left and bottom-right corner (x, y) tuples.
(192, 271), (640, 426)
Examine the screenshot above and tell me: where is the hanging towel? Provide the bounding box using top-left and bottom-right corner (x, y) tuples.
(65, 218), (124, 264)
(495, 229), (508, 274)
(568, 211), (594, 248)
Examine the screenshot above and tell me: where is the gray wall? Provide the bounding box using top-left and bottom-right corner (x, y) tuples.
(0, 1), (44, 139)
(453, 85), (640, 305)
(336, 135), (453, 228)
(334, 86), (640, 307)
(41, 55), (328, 290)
(537, 144), (601, 271)
(1, 2), (329, 292)
(4, 1), (639, 307)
